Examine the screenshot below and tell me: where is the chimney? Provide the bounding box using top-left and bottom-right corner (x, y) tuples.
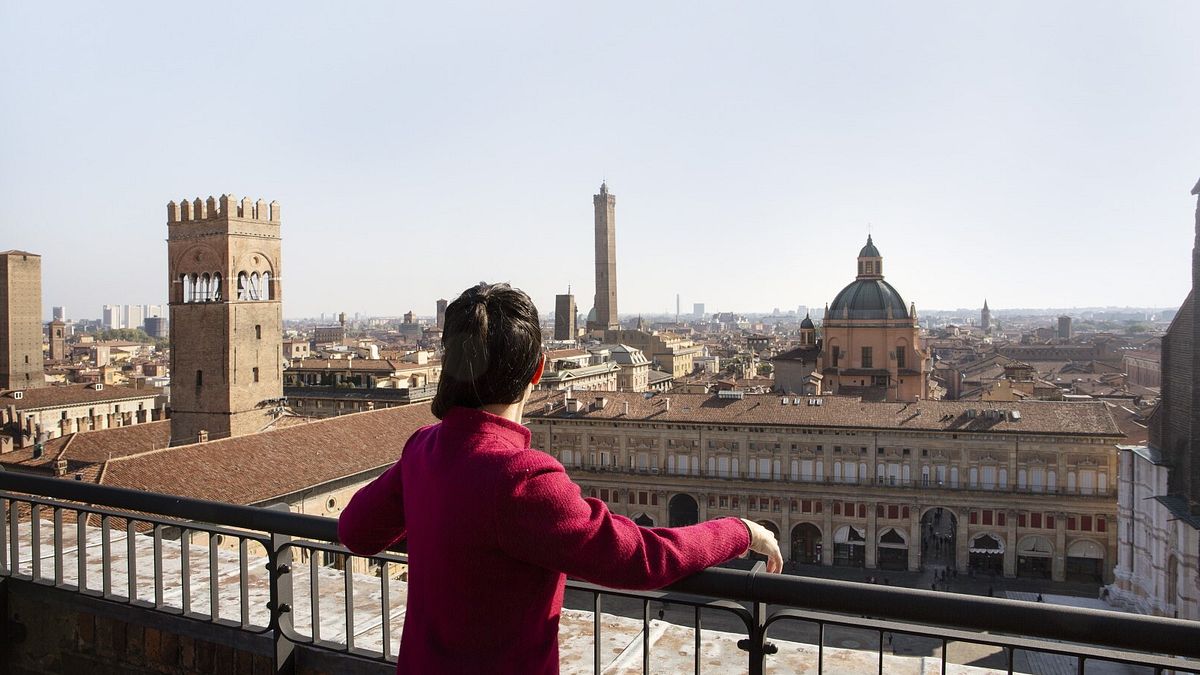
(198, 430), (209, 443)
(664, 397), (671, 412)
(622, 401), (630, 416)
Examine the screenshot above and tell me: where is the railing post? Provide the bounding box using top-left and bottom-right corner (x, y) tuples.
(268, 504), (295, 674)
(737, 562), (776, 675)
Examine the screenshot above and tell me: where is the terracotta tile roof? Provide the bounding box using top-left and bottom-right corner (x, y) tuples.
(0, 420), (170, 472)
(287, 358), (400, 372)
(98, 404), (438, 504)
(524, 390), (1121, 437)
(1, 384), (161, 411)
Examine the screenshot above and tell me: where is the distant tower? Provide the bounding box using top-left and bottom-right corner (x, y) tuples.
(167, 194), (283, 446)
(0, 250), (44, 389)
(588, 182), (619, 331)
(1058, 315), (1072, 341)
(981, 300), (991, 333)
(676, 294), (680, 323)
(47, 319), (66, 361)
(436, 299), (448, 330)
(339, 312), (346, 327)
(554, 291), (577, 341)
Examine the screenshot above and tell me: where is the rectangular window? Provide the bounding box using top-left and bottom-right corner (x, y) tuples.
(1031, 513), (1042, 529)
(982, 511), (993, 526)
(895, 347), (906, 370)
(252, 367), (260, 383)
(255, 324), (262, 340)
(834, 502), (842, 515)
(1096, 516), (1106, 532)
(997, 512), (1006, 527)
(888, 505), (899, 519)
(876, 504), (885, 518)
(969, 511), (978, 525)
(1081, 515), (1092, 531)
(861, 347), (873, 369)
(857, 504), (866, 518)
(1045, 515), (1055, 529)
(1019, 513), (1027, 528)
(732, 497), (739, 509)
(815, 500), (823, 513)
(600, 489), (609, 501)
(1067, 516), (1077, 530)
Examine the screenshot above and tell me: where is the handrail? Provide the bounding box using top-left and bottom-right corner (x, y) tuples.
(1, 469), (1197, 661)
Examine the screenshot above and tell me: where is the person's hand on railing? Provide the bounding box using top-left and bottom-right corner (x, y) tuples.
(740, 519), (783, 573)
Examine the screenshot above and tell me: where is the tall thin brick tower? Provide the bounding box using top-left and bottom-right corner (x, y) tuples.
(589, 182), (619, 331)
(167, 195), (283, 446)
(0, 250), (44, 389)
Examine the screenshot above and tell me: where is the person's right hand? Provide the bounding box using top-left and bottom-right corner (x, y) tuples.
(740, 519), (783, 573)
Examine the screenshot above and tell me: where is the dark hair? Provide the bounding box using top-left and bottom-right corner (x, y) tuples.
(431, 282), (542, 419)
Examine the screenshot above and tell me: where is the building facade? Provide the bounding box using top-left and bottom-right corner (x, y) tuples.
(0, 251), (44, 390)
(526, 390), (1122, 583)
(1112, 178), (1200, 618)
(166, 194), (284, 446)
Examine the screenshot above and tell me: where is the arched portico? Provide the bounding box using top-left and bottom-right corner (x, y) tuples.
(668, 494), (699, 527)
(969, 533), (1004, 575)
(633, 513), (655, 527)
(877, 527), (908, 571)
(833, 525), (865, 568)
(1065, 539), (1105, 583)
(1017, 535), (1053, 579)
(791, 523), (822, 565)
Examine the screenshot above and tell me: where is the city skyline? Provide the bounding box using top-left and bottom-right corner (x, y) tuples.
(3, 3), (1199, 318)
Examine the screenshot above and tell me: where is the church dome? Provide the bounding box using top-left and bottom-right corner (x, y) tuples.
(800, 313), (815, 329)
(828, 279), (910, 320)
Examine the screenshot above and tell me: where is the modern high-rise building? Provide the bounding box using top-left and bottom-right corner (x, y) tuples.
(126, 304), (145, 331)
(144, 316), (169, 339)
(554, 292), (577, 341)
(436, 299), (448, 330)
(167, 194), (283, 446)
(588, 182), (619, 331)
(981, 299), (991, 332)
(693, 303), (705, 318)
(51, 306), (66, 321)
(1058, 315), (1073, 341)
(0, 250), (45, 389)
(102, 304), (122, 330)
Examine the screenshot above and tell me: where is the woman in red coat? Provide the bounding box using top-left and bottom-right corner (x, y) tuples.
(338, 282), (782, 674)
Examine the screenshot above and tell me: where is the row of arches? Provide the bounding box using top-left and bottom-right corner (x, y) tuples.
(178, 271), (273, 303)
(658, 494), (1106, 582)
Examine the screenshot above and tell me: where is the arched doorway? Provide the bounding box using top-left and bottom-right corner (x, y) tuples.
(668, 494), (699, 527)
(1065, 539), (1104, 583)
(833, 525), (865, 567)
(634, 513), (655, 527)
(968, 533), (1004, 576)
(1017, 536), (1053, 579)
(920, 507), (957, 568)
(877, 528), (908, 571)
(791, 523), (822, 565)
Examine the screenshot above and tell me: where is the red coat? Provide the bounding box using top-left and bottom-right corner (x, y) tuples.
(337, 406), (750, 674)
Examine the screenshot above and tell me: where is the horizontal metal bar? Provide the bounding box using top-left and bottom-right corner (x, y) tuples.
(3, 469), (1198, 663)
(0, 472), (337, 542)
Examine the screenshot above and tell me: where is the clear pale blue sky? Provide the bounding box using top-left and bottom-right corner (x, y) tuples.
(2, 1), (1197, 320)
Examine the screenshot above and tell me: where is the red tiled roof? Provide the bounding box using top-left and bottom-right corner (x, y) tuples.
(524, 390), (1121, 437)
(1, 384), (160, 411)
(99, 404), (438, 504)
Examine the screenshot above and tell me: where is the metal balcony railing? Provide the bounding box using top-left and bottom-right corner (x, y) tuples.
(0, 470), (1196, 675)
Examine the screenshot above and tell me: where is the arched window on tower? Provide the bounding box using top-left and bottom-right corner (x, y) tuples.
(261, 272), (272, 300)
(211, 273), (221, 301)
(180, 274), (191, 303)
(189, 274), (201, 303)
(238, 272), (250, 301)
(249, 272), (262, 300)
(201, 273), (211, 302)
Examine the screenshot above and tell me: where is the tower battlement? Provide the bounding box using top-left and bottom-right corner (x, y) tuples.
(167, 194), (280, 224)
